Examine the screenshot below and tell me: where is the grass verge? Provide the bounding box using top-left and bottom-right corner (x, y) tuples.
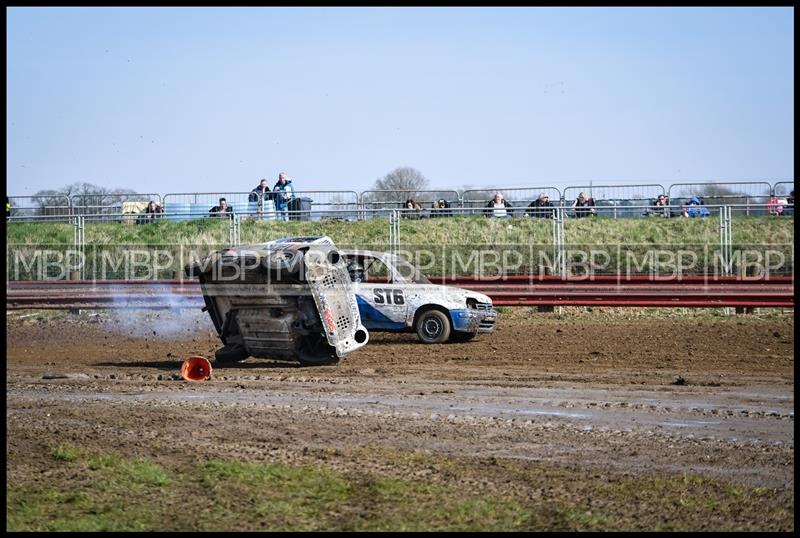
(6, 447), (793, 531)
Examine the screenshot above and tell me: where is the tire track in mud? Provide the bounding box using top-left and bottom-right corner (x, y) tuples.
(6, 309), (795, 491)
(8, 374), (793, 444)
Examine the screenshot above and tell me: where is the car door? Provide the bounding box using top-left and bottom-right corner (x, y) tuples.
(348, 254), (409, 330)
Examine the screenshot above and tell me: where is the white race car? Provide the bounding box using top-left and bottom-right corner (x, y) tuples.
(340, 250), (498, 343)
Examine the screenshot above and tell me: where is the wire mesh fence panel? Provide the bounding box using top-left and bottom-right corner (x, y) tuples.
(771, 181), (795, 218)
(667, 182), (773, 217)
(8, 195), (72, 222)
(282, 190), (360, 222)
(360, 189), (461, 219)
(772, 181), (794, 197)
(162, 192), (267, 221)
(562, 185), (666, 218)
(69, 193), (162, 222)
(461, 187), (562, 218)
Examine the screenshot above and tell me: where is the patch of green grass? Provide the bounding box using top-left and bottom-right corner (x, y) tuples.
(6, 447), (795, 532)
(49, 445), (81, 461)
(8, 452), (170, 531)
(558, 507), (614, 530)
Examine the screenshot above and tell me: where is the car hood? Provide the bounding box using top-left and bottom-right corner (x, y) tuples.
(403, 284), (492, 306)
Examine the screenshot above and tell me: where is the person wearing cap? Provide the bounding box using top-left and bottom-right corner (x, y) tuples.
(527, 192), (555, 219)
(484, 192), (513, 218)
(347, 260), (365, 283)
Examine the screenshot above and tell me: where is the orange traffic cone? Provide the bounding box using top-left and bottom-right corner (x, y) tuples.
(180, 356), (212, 382)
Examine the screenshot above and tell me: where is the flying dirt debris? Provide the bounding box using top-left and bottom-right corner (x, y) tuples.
(185, 236), (369, 366)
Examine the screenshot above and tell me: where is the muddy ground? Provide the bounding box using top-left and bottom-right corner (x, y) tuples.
(6, 307), (795, 530)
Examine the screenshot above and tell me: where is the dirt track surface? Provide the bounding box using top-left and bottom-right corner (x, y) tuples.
(6, 307), (795, 530)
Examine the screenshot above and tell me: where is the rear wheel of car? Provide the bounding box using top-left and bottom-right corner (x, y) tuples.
(449, 331), (476, 343)
(214, 343), (249, 364)
(415, 309), (451, 344)
(296, 336), (340, 367)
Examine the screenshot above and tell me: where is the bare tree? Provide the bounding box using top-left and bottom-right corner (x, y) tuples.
(373, 167), (429, 192)
(365, 167), (430, 206)
(30, 182), (139, 216)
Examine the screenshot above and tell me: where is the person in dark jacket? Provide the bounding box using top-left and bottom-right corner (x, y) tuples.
(430, 198), (452, 218)
(484, 192), (513, 218)
(645, 194), (672, 218)
(527, 193), (555, 218)
(209, 197), (234, 218)
(249, 178), (273, 204)
(571, 192), (596, 218)
(137, 200), (164, 224)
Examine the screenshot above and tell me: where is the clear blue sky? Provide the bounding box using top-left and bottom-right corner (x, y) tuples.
(6, 6), (794, 196)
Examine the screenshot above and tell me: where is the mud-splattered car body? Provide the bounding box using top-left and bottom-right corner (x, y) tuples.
(340, 250), (497, 343)
(186, 236), (369, 365)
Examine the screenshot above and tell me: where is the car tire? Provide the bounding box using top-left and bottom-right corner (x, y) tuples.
(214, 343), (249, 364)
(415, 309), (451, 344)
(450, 331), (476, 343)
(296, 336), (340, 367)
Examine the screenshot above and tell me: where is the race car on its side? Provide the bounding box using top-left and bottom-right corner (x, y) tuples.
(340, 250), (497, 343)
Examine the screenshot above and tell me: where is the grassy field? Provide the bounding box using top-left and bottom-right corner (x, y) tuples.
(7, 444), (791, 531)
(6, 216), (793, 279)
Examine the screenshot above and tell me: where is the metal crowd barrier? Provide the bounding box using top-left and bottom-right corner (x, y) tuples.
(7, 195), (72, 220)
(8, 180), (796, 223)
(461, 187), (563, 217)
(69, 193), (162, 218)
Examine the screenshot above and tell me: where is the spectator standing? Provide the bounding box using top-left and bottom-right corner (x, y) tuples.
(6, 196), (10, 221)
(273, 172), (296, 221)
(572, 192), (596, 218)
(249, 178), (273, 204)
(527, 193), (555, 219)
(786, 191), (794, 216)
(209, 197), (234, 218)
(485, 192), (513, 218)
(137, 200), (163, 224)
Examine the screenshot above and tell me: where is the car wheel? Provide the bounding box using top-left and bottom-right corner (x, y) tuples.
(449, 331), (476, 343)
(214, 343), (249, 364)
(296, 336), (340, 367)
(415, 309), (451, 344)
